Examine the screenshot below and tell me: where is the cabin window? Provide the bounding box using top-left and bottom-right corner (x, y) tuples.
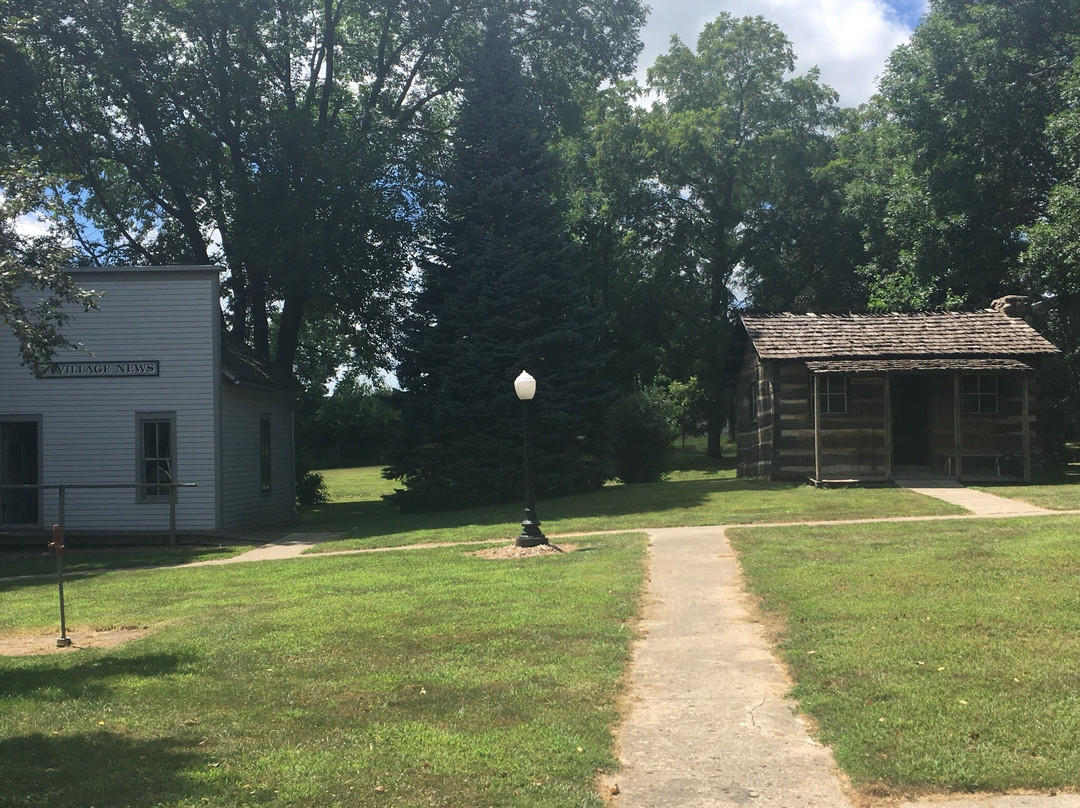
(260, 416), (272, 494)
(816, 374), (847, 414)
(137, 413), (175, 502)
(961, 374), (998, 414)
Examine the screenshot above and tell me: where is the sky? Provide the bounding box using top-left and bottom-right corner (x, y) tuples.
(636, 0), (929, 106)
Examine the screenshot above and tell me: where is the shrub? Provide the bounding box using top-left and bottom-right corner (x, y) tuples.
(607, 387), (679, 483)
(296, 469), (329, 506)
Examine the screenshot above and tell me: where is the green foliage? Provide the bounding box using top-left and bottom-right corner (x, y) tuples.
(1021, 62), (1080, 445)
(665, 376), (708, 441)
(844, 0), (1080, 310)
(0, 152), (98, 373)
(295, 379), (400, 469)
(1, 0), (646, 375)
(294, 468), (329, 507)
(642, 14), (840, 454)
(386, 25), (611, 511)
(563, 83), (694, 389)
(607, 387), (679, 483)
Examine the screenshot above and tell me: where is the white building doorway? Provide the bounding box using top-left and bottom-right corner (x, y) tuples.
(1, 420), (40, 527)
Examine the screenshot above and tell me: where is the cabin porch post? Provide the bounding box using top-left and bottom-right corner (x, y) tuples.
(953, 372), (963, 480)
(884, 374), (892, 480)
(813, 372), (822, 482)
(1022, 373), (1032, 482)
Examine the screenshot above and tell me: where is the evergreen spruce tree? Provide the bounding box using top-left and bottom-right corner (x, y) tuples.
(386, 23), (610, 511)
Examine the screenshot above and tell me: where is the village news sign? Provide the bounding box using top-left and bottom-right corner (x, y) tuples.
(42, 361), (160, 378)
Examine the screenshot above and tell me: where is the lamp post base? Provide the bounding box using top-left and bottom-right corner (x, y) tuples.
(516, 511), (548, 548)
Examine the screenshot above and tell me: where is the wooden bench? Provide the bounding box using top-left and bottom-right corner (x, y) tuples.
(943, 453), (1002, 477)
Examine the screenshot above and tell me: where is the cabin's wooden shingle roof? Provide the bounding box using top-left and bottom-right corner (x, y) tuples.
(805, 358), (1035, 374)
(740, 311), (1059, 361)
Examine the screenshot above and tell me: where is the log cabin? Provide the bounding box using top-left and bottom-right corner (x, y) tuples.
(729, 297), (1061, 483)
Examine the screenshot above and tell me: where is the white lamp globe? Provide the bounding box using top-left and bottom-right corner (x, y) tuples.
(514, 370), (536, 401)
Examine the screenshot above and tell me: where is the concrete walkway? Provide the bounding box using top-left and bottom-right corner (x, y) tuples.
(892, 479), (1054, 517)
(605, 484), (1080, 808)
(185, 532), (347, 565)
(602, 526), (851, 807)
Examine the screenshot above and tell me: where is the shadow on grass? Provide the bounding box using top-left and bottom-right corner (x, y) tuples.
(0, 731), (213, 808)
(0, 547), (241, 590)
(979, 468), (1080, 487)
(663, 443), (735, 475)
(0, 652), (191, 700)
(297, 474), (798, 540)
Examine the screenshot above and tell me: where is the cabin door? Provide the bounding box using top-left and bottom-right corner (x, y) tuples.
(1, 421), (40, 527)
(891, 376), (930, 467)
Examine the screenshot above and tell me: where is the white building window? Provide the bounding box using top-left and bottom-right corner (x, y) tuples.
(138, 413), (175, 502)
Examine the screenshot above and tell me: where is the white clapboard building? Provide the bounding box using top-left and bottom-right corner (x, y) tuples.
(0, 266), (295, 535)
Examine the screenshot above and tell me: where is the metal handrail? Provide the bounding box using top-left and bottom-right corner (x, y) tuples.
(0, 482), (197, 545)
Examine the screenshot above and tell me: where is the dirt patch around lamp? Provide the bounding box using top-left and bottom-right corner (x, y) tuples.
(470, 543), (578, 560)
(0, 627), (151, 656)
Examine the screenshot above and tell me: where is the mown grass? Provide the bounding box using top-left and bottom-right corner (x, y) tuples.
(0, 533), (646, 808)
(300, 448), (963, 552)
(973, 476), (1080, 511)
(728, 515), (1080, 797)
(0, 544), (244, 580)
(2, 440), (1061, 805)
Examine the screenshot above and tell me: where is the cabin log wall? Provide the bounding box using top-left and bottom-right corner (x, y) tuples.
(736, 358), (1043, 481)
(735, 351), (777, 477)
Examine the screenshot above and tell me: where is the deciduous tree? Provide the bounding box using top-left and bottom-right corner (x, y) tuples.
(2, 0), (645, 379)
(847, 0), (1080, 309)
(0, 153), (97, 373)
(643, 14), (839, 455)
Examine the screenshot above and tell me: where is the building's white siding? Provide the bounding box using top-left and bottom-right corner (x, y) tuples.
(220, 384), (294, 528)
(1, 267), (230, 532)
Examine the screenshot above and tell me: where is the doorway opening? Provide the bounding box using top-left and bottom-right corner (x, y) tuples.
(891, 376), (931, 468)
(1, 421), (40, 527)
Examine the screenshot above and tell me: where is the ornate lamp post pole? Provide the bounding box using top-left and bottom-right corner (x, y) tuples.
(514, 370), (548, 547)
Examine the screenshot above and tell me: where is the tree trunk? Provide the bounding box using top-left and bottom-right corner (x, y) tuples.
(706, 421), (722, 458)
(274, 291), (308, 375)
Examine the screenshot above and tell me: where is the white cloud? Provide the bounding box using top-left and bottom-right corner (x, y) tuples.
(14, 211), (53, 239)
(637, 0), (926, 106)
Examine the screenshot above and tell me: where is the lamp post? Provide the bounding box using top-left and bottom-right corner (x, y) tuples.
(514, 370), (548, 547)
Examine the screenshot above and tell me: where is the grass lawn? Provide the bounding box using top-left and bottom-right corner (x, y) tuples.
(973, 476), (1080, 511)
(0, 544), (245, 580)
(0, 533), (646, 808)
(3, 440), (1064, 805)
(728, 515), (1080, 798)
(300, 448), (963, 552)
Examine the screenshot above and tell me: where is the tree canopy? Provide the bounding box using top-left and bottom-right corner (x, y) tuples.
(1, 0), (646, 379)
(13, 0), (1080, 469)
(0, 152), (97, 373)
(641, 14), (839, 455)
(843, 0), (1080, 309)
